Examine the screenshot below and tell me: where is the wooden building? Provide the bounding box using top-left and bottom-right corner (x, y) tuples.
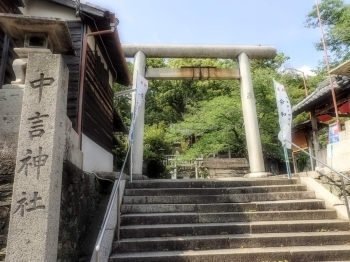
(293, 76), (350, 121)
(292, 74), (350, 167)
(0, 0), (131, 172)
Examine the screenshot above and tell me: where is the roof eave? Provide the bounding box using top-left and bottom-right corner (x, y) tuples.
(292, 75), (350, 115)
(48, 1), (131, 86)
(83, 14), (131, 86)
(48, 0), (108, 18)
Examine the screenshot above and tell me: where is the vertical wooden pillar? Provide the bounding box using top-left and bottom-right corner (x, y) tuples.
(310, 110), (320, 167)
(306, 128), (315, 171)
(292, 152), (298, 173)
(0, 33), (9, 88)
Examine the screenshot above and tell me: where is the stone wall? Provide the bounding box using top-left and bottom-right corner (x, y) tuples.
(0, 151), (15, 261)
(303, 170), (350, 203)
(0, 86), (23, 261)
(203, 158), (250, 178)
(0, 160), (108, 262)
(57, 161), (107, 262)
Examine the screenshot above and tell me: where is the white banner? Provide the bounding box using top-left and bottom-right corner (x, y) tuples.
(129, 74), (148, 141)
(273, 79), (292, 149)
(134, 74), (148, 121)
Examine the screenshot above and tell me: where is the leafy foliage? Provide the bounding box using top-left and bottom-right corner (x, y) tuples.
(166, 96), (246, 160)
(306, 0), (350, 64)
(144, 122), (172, 160)
(114, 61), (133, 126)
(145, 58), (237, 125)
(143, 122), (172, 178)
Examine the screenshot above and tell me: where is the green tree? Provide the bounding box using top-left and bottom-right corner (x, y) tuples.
(143, 122), (172, 178)
(113, 61), (133, 170)
(166, 96), (246, 159)
(145, 58), (237, 125)
(114, 61), (133, 126)
(306, 0), (350, 64)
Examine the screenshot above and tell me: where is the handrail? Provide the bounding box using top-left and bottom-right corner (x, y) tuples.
(94, 145), (131, 262)
(288, 140), (350, 222)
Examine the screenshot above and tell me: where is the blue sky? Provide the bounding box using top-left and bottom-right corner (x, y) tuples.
(86, 0), (349, 75)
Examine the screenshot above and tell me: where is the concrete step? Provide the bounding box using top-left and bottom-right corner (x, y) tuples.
(121, 199), (326, 214)
(120, 219), (349, 238)
(113, 231), (350, 253)
(109, 245), (350, 262)
(125, 178), (298, 189)
(121, 210), (337, 226)
(123, 191), (316, 204)
(124, 184), (307, 196)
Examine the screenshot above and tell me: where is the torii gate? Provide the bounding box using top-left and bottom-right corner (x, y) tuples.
(122, 44), (277, 177)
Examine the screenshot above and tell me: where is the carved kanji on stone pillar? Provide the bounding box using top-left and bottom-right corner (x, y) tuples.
(6, 54), (69, 262)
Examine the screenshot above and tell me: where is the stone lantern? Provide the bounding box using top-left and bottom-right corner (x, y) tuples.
(0, 14), (75, 87)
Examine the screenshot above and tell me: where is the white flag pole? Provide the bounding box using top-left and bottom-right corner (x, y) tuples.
(129, 103), (137, 183)
(282, 141), (292, 179)
(130, 144), (133, 183)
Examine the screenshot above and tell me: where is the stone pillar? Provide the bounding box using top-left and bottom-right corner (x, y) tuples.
(238, 52), (267, 176)
(131, 51), (146, 176)
(6, 53), (68, 262)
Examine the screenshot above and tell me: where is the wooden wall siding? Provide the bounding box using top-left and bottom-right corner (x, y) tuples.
(95, 54), (110, 92)
(63, 21), (84, 129)
(0, 2), (10, 12)
(0, 1), (22, 14)
(83, 46), (114, 152)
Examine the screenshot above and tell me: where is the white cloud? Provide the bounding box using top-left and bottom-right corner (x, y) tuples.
(297, 66), (316, 77)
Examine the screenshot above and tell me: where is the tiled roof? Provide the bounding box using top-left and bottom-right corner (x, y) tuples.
(292, 75), (350, 115)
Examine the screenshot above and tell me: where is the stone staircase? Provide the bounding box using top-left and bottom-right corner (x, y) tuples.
(109, 178), (350, 262)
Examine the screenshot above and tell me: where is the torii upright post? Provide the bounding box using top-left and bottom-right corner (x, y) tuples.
(238, 52), (266, 175)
